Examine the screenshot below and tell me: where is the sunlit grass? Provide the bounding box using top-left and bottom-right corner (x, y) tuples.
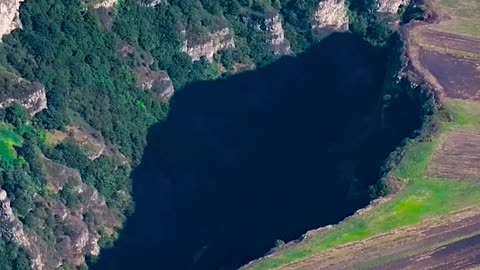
(0, 124), (23, 163)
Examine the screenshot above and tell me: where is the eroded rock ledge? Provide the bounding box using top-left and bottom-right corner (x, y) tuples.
(312, 0), (349, 32)
(181, 28), (235, 62)
(0, 0), (24, 39)
(377, 0), (411, 14)
(0, 73), (47, 116)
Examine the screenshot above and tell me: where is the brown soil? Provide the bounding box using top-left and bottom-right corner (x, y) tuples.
(419, 48), (480, 100)
(273, 206), (480, 270)
(373, 233), (480, 270)
(427, 131), (480, 181)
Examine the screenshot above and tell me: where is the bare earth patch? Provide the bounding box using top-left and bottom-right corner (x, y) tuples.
(427, 131), (480, 181)
(419, 49), (480, 100)
(374, 233), (480, 270)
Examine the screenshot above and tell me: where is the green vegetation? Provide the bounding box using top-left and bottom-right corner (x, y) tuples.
(0, 238), (31, 270)
(0, 124), (23, 163)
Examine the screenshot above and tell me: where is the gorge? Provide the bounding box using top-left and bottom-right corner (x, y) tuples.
(93, 32), (427, 270)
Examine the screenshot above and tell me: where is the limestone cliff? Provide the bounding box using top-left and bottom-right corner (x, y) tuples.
(312, 0), (349, 31)
(0, 189), (44, 270)
(1, 155), (124, 270)
(0, 73), (47, 116)
(181, 28), (235, 62)
(0, 0), (23, 39)
(264, 14), (291, 55)
(41, 157), (121, 267)
(377, 0), (410, 14)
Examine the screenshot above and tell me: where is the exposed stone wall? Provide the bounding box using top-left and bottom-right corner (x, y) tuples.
(264, 14), (291, 55)
(181, 28), (235, 62)
(377, 0), (410, 14)
(312, 0), (349, 31)
(0, 0), (24, 39)
(0, 77), (48, 116)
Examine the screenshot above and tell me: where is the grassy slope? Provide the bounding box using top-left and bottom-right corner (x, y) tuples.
(0, 124), (23, 163)
(248, 2), (480, 267)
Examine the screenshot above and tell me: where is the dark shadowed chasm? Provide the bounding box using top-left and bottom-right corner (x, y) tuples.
(93, 33), (424, 270)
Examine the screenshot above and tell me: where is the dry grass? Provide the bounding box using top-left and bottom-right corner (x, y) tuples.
(45, 130), (68, 146)
(432, 0), (480, 38)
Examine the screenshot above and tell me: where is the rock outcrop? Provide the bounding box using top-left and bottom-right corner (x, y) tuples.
(38, 157), (123, 268)
(312, 0), (349, 31)
(66, 126), (107, 160)
(91, 0), (117, 9)
(264, 14), (291, 55)
(181, 28), (235, 62)
(0, 0), (23, 39)
(137, 67), (175, 102)
(0, 74), (48, 116)
(377, 0), (410, 14)
(0, 189), (44, 270)
(138, 0), (164, 7)
(117, 42), (175, 102)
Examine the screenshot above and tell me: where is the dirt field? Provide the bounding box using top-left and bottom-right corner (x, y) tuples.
(427, 132), (480, 181)
(407, 26), (480, 100)
(419, 48), (480, 100)
(373, 234), (480, 270)
(271, 206), (480, 270)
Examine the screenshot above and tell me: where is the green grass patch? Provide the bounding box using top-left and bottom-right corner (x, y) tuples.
(0, 124), (23, 163)
(248, 101), (480, 270)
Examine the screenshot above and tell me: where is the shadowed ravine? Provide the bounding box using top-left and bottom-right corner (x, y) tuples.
(93, 33), (424, 270)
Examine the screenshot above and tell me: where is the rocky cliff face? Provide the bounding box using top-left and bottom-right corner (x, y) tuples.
(91, 0), (117, 9)
(264, 14), (291, 55)
(312, 0), (349, 31)
(181, 28), (235, 62)
(0, 189), (44, 270)
(0, 74), (48, 116)
(377, 0), (410, 14)
(0, 0), (23, 39)
(137, 67), (175, 102)
(0, 156), (124, 270)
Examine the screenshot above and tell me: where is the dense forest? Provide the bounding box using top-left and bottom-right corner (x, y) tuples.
(0, 0), (413, 268)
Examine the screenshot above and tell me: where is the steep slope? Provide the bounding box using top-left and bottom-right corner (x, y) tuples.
(0, 0), (376, 269)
